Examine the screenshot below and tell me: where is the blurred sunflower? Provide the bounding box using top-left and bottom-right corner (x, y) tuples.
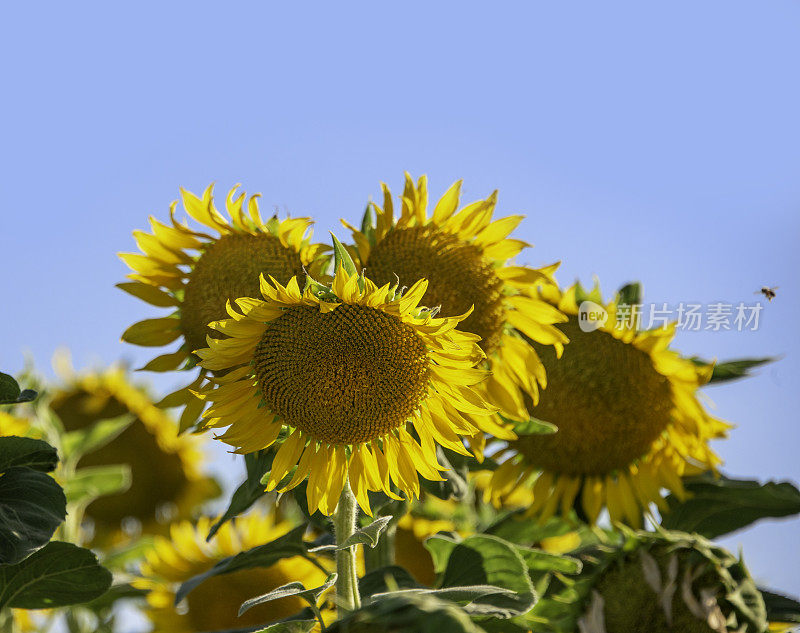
(135, 512), (330, 632)
(395, 514), (456, 587)
(343, 174), (568, 454)
(193, 265), (497, 516)
(532, 529), (770, 633)
(485, 283), (730, 527)
(0, 411), (32, 437)
(118, 184), (329, 430)
(49, 362), (219, 539)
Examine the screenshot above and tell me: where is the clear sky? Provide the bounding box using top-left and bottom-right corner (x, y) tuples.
(1, 0), (798, 602)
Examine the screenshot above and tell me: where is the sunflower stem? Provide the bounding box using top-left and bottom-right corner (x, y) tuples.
(333, 478), (361, 615)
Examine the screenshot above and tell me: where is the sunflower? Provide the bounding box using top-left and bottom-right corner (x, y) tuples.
(395, 513), (457, 587)
(485, 283), (731, 527)
(343, 173), (569, 452)
(48, 362), (219, 539)
(193, 265), (498, 516)
(0, 411), (32, 437)
(134, 512), (330, 632)
(118, 184), (329, 430)
(531, 529), (769, 633)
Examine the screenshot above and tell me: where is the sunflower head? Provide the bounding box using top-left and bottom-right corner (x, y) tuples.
(533, 529), (768, 633)
(48, 363), (219, 538)
(134, 512), (330, 632)
(343, 174), (568, 437)
(193, 261), (499, 517)
(118, 184), (330, 429)
(486, 282), (731, 527)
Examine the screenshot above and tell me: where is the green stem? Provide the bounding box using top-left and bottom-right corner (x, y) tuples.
(333, 479), (361, 615)
(0, 609), (15, 633)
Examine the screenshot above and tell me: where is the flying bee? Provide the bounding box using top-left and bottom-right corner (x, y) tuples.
(755, 286), (778, 302)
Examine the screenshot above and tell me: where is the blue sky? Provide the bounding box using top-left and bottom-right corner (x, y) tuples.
(1, 0), (798, 602)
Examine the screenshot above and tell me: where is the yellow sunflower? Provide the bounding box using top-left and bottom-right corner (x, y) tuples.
(193, 265), (498, 516)
(48, 362), (219, 539)
(118, 184), (329, 430)
(343, 173), (569, 452)
(135, 512), (330, 632)
(0, 411), (32, 437)
(485, 283), (731, 527)
(395, 513), (456, 587)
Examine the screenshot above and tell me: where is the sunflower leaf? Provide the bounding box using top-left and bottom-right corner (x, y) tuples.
(0, 541), (112, 609)
(60, 414), (135, 460)
(327, 591), (486, 633)
(662, 472), (800, 538)
(63, 465), (132, 506)
(759, 588), (800, 624)
(359, 565), (423, 598)
(439, 534), (537, 618)
(615, 281), (642, 307)
(689, 356), (776, 384)
(176, 524), (309, 604)
(0, 372), (36, 405)
(340, 516), (393, 549)
(513, 417), (557, 435)
(0, 436), (58, 472)
(372, 585), (517, 606)
(238, 573), (337, 616)
(421, 447), (469, 500)
(253, 621), (317, 633)
(208, 450), (275, 541)
(0, 468), (66, 565)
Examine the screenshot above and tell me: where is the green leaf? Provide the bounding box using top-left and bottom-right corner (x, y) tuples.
(63, 465), (132, 506)
(759, 588), (800, 624)
(420, 447), (469, 501)
(690, 356), (775, 384)
(0, 372), (37, 405)
(209, 450), (274, 540)
(0, 541), (112, 609)
(199, 610), (318, 633)
(0, 468), (66, 564)
(327, 592), (486, 633)
(61, 414), (135, 459)
(513, 417), (557, 435)
(615, 281), (642, 307)
(374, 586), (517, 606)
(662, 473), (800, 538)
(0, 436), (58, 472)
(486, 511), (574, 545)
(101, 536), (155, 571)
(82, 582), (149, 612)
(176, 525), (309, 604)
(255, 621), (317, 633)
(341, 516), (392, 549)
(359, 566), (423, 598)
(360, 203), (376, 245)
(440, 534), (536, 618)
(513, 546), (582, 575)
(424, 535), (459, 575)
(308, 516), (393, 553)
(239, 573), (337, 616)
